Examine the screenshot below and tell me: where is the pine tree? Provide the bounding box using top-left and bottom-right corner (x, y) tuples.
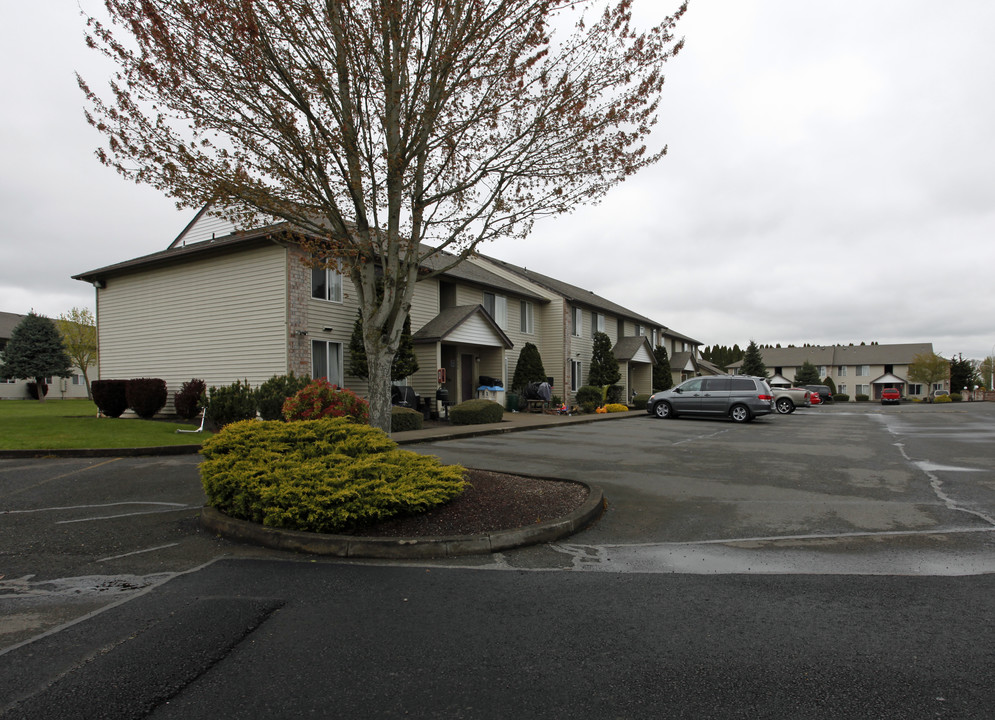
(588, 332), (621, 387)
(511, 342), (546, 392)
(0, 312), (73, 401)
(653, 345), (673, 391)
(793, 360), (821, 386)
(739, 340), (768, 379)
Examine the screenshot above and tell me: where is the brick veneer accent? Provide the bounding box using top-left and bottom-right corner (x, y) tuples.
(287, 246), (311, 376)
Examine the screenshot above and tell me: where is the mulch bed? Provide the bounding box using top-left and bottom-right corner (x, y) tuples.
(349, 469), (589, 537)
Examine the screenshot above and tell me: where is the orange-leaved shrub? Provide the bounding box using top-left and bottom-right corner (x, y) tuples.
(282, 378), (369, 423)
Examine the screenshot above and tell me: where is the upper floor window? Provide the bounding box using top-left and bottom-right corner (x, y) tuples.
(483, 292), (507, 328)
(818, 365), (827, 377)
(520, 301), (534, 334)
(311, 267), (342, 303)
(856, 365), (869, 377)
(636, 324), (645, 336)
(591, 312), (605, 337)
(838, 365), (847, 376)
(571, 307), (582, 337)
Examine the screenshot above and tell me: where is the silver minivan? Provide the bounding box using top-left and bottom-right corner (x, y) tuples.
(646, 375), (774, 423)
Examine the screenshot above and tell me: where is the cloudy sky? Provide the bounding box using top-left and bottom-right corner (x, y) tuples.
(3, 1), (994, 360)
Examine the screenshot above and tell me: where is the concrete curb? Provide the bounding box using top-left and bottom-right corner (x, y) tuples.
(200, 476), (605, 559)
(392, 411), (639, 445)
(0, 444), (203, 459)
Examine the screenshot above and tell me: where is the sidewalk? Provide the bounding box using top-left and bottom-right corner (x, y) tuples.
(391, 406), (642, 445)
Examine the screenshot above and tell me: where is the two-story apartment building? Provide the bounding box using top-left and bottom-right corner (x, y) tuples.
(74, 207), (698, 412)
(726, 343), (945, 400)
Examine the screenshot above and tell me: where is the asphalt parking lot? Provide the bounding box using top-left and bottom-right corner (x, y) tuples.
(2, 402), (994, 654)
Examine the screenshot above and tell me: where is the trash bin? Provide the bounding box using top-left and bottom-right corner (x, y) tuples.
(506, 393), (520, 412)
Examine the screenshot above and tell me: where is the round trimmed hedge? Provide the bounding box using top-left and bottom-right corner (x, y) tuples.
(449, 399), (504, 425)
(199, 417), (465, 534)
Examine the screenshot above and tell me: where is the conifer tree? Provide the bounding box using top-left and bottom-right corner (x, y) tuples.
(739, 340), (768, 379)
(511, 342), (546, 392)
(0, 312), (73, 401)
(793, 360), (821, 386)
(653, 345), (673, 391)
(588, 332), (621, 387)
(349, 312), (418, 382)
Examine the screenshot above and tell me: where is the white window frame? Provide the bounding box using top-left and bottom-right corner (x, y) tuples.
(856, 384), (869, 396)
(856, 365), (869, 377)
(818, 366), (827, 378)
(838, 365), (847, 377)
(592, 312), (605, 337)
(909, 383), (922, 395)
(520, 300), (534, 334)
(839, 383), (847, 395)
(312, 340), (343, 386)
(570, 359), (583, 392)
(311, 267), (343, 303)
(571, 307), (582, 337)
(483, 292), (507, 329)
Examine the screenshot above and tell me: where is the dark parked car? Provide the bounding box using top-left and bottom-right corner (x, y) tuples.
(803, 385), (833, 403)
(881, 388), (901, 405)
(647, 375), (773, 423)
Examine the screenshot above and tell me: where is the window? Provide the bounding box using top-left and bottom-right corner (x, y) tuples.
(483, 292), (507, 328)
(72, 374), (84, 385)
(818, 366), (827, 377)
(651, 329), (658, 347)
(636, 324), (645, 336)
(591, 312), (605, 337)
(570, 359), (583, 392)
(838, 383), (847, 395)
(571, 307), (582, 337)
(311, 267), (342, 303)
(520, 301), (534, 334)
(838, 365), (847, 377)
(908, 383), (922, 395)
(312, 340), (343, 386)
(856, 384), (869, 396)
(856, 365), (869, 377)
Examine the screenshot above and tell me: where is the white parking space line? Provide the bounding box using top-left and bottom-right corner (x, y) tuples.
(55, 506), (201, 524)
(3, 501), (189, 515)
(97, 543), (181, 563)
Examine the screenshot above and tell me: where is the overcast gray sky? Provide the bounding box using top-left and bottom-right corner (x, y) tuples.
(3, 1), (994, 360)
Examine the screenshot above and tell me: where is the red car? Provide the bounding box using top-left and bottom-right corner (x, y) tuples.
(881, 388), (901, 405)
(809, 392), (822, 405)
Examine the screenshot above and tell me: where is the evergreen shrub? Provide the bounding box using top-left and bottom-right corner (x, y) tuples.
(855, 394), (869, 402)
(511, 342), (546, 392)
(174, 379), (207, 420)
(92, 379), (129, 418)
(449, 399), (504, 425)
(575, 385), (602, 413)
(606, 385), (624, 404)
(391, 406), (424, 432)
(27, 382), (49, 400)
(832, 394), (850, 402)
(126, 378), (168, 419)
(199, 418), (466, 533)
(934, 394), (952, 403)
(950, 393), (962, 402)
(632, 394), (651, 408)
(282, 379), (369, 423)
(256, 372), (310, 420)
(208, 379), (258, 428)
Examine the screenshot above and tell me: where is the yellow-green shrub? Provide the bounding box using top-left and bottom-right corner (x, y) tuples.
(200, 417), (465, 533)
(934, 394), (952, 403)
(604, 403), (629, 413)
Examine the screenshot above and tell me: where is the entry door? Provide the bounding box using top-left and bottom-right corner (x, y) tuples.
(460, 354), (475, 402)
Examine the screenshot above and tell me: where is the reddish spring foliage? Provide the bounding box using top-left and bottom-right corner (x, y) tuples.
(282, 378), (370, 423)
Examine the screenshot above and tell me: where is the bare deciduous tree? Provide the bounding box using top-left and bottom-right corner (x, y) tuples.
(80, 0), (686, 432)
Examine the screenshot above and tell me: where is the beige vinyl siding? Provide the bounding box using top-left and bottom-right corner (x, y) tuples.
(410, 278), (440, 329)
(97, 245), (289, 405)
(411, 344), (441, 400)
(177, 214), (238, 246)
(446, 314), (502, 345)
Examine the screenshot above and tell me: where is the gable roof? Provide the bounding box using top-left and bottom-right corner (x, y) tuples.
(411, 305), (513, 348)
(0, 311), (27, 340)
(669, 351), (698, 374)
(612, 336), (656, 364)
(74, 218), (545, 302)
(726, 343), (935, 369)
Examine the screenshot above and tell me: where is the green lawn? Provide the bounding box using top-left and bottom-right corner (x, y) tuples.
(0, 399), (211, 450)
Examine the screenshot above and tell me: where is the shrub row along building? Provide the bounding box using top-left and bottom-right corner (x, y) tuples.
(73, 206), (701, 413)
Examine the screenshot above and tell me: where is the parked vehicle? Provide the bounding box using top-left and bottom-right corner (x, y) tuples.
(647, 375), (773, 423)
(772, 387), (812, 414)
(803, 385), (833, 403)
(881, 388), (901, 405)
(809, 391), (822, 405)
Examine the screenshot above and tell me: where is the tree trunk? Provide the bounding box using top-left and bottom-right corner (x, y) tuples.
(365, 345), (395, 435)
(35, 376), (46, 402)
